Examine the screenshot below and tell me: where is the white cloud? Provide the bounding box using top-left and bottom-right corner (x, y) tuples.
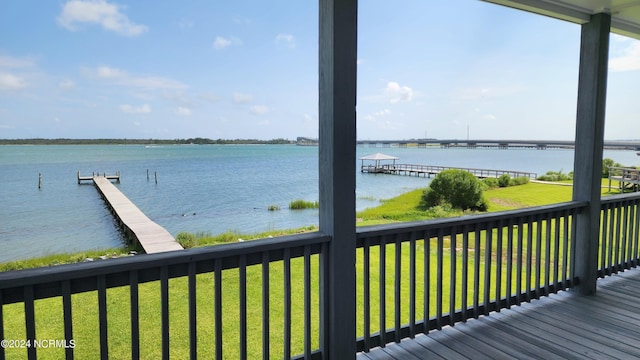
(59, 79), (76, 89)
(233, 16), (251, 25)
(610, 40), (640, 72)
(175, 106), (192, 116)
(0, 73), (27, 90)
(233, 92), (253, 104)
(482, 114), (497, 121)
(363, 108), (391, 122)
(0, 55), (35, 69)
(57, 0), (148, 37)
(385, 82), (413, 103)
(250, 105), (269, 115)
(119, 103), (151, 114)
(213, 36), (232, 50)
(96, 65), (126, 78)
(91, 66), (187, 90)
(275, 33), (296, 48)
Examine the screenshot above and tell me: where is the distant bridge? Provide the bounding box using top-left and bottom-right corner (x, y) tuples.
(356, 139), (640, 150)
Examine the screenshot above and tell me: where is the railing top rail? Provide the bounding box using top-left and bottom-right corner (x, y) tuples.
(356, 200), (587, 241)
(0, 231), (330, 289)
(601, 191), (640, 204)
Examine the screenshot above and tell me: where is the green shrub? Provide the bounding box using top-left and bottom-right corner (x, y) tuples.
(176, 231), (197, 248)
(510, 176), (530, 186)
(481, 178), (499, 189)
(498, 174), (511, 187)
(267, 204), (281, 211)
(289, 199), (319, 210)
(422, 169), (487, 211)
(537, 170), (572, 181)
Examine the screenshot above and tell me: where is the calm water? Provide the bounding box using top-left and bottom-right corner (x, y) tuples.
(1, 144), (638, 263)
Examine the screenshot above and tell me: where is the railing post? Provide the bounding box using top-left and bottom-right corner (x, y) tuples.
(572, 12), (610, 295)
(319, 0), (358, 358)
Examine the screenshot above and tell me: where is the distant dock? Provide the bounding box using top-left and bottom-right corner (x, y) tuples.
(361, 163), (537, 179)
(359, 152), (536, 179)
(81, 173), (183, 254)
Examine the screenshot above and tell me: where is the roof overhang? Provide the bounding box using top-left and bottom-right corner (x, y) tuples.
(481, 0), (640, 39)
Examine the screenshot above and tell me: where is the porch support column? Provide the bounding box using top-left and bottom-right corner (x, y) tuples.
(572, 12), (610, 295)
(319, 0), (357, 358)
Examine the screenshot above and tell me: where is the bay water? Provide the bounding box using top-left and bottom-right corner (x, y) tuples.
(1, 144), (637, 263)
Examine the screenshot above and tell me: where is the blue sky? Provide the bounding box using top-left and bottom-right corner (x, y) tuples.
(1, 0), (640, 140)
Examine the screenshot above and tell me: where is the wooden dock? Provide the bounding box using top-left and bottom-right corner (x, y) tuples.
(78, 171), (120, 184)
(92, 176), (183, 254)
(361, 163), (537, 179)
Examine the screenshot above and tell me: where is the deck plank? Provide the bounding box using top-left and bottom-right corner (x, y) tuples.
(358, 268), (640, 359)
(93, 177), (182, 254)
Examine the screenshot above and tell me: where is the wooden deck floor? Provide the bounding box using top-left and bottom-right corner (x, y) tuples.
(93, 176), (183, 254)
(358, 267), (640, 359)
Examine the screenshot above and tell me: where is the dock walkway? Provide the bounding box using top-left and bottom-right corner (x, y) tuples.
(361, 164), (537, 179)
(92, 176), (183, 254)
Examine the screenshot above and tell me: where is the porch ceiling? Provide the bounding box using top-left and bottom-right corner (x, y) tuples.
(482, 0), (640, 39)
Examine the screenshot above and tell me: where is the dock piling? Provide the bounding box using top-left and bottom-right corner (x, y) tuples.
(38, 173), (42, 189)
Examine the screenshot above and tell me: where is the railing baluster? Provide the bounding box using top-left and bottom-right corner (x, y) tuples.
(535, 218), (542, 299)
(483, 223), (492, 315)
(570, 209), (578, 286)
(239, 255), (247, 360)
(506, 219), (513, 307)
(615, 203), (623, 273)
(526, 217), (533, 302)
(379, 236), (386, 346)
(262, 252), (270, 360)
(394, 234), (401, 342)
(600, 203), (609, 275)
(461, 226), (468, 322)
(622, 201), (630, 269)
(473, 228), (480, 318)
(436, 228), (444, 329)
(214, 259), (222, 360)
(130, 271), (140, 360)
(97, 275), (108, 360)
(188, 262), (197, 360)
(553, 214), (561, 293)
(544, 215), (552, 296)
(363, 239), (371, 351)
(626, 202), (635, 268)
(449, 226), (457, 323)
(632, 200), (640, 267)
(161, 266), (169, 360)
(283, 248), (291, 360)
(607, 205), (616, 275)
(495, 221), (502, 312)
(424, 231), (430, 327)
(409, 232), (417, 336)
(563, 210), (570, 286)
(516, 218), (524, 305)
(24, 285), (36, 360)
(62, 280), (74, 360)
(303, 245), (311, 358)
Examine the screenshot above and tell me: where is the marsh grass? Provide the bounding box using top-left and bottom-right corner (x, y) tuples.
(289, 199), (319, 210)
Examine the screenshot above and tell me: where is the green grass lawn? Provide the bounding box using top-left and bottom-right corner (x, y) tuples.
(0, 179), (627, 358)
